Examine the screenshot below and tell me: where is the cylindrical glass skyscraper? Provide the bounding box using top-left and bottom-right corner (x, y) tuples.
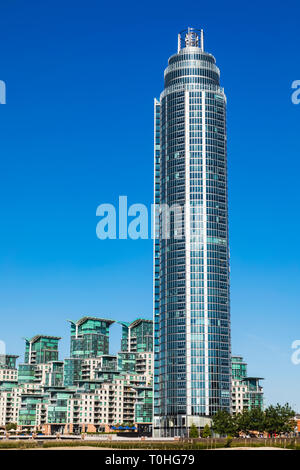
(153, 28), (231, 437)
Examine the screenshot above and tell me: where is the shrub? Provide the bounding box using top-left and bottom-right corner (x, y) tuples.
(201, 424), (212, 438)
(224, 436), (233, 448)
(0, 441), (38, 449)
(189, 423), (199, 438)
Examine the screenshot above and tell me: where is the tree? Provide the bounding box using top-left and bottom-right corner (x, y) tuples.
(5, 422), (17, 431)
(189, 423), (199, 438)
(249, 408), (265, 433)
(201, 424), (212, 438)
(235, 409), (252, 434)
(212, 410), (237, 437)
(211, 403), (295, 439)
(234, 408), (265, 435)
(264, 403), (295, 435)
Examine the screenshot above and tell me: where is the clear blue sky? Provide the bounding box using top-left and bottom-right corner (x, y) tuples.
(0, 0), (300, 409)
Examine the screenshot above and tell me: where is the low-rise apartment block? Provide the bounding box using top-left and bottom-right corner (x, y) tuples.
(0, 316), (154, 434)
(231, 355), (264, 413)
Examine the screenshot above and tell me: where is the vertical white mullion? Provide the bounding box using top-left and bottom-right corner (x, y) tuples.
(153, 98), (157, 368)
(153, 98), (159, 433)
(164, 97), (168, 427)
(185, 90), (191, 418)
(128, 326), (131, 352)
(202, 91), (209, 416)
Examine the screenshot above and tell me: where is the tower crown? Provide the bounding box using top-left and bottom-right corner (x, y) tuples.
(178, 27), (204, 52)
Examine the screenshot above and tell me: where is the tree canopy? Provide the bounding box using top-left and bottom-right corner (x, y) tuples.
(5, 422), (17, 431)
(201, 423), (212, 438)
(212, 404), (295, 437)
(211, 410), (237, 437)
(189, 423), (199, 438)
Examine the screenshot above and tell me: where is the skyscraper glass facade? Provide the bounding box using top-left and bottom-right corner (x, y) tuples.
(118, 352), (136, 373)
(154, 99), (161, 420)
(45, 361), (64, 387)
(24, 336), (61, 365)
(130, 320), (153, 353)
(154, 28), (231, 436)
(68, 317), (114, 359)
(0, 355), (18, 369)
(18, 364), (36, 384)
(63, 358), (82, 387)
(135, 387), (153, 424)
(119, 319), (153, 353)
(232, 356), (247, 380)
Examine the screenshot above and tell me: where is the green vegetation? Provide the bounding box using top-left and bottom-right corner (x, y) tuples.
(201, 424), (212, 438)
(40, 439), (300, 450)
(189, 423), (199, 438)
(264, 404), (295, 435)
(5, 423), (17, 431)
(211, 410), (237, 436)
(0, 441), (38, 449)
(224, 436), (233, 447)
(41, 440), (226, 450)
(1, 438), (300, 450)
(212, 403), (295, 437)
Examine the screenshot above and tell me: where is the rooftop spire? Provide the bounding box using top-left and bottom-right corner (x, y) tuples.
(177, 27), (204, 52)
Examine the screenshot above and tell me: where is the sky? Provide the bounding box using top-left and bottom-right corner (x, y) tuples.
(0, 0), (300, 409)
